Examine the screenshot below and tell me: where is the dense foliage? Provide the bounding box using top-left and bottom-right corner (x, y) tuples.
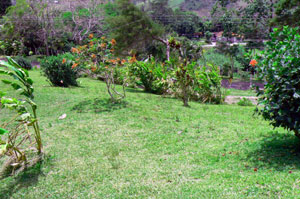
(14, 56), (32, 70)
(40, 53), (80, 87)
(0, 0), (11, 16)
(128, 58), (168, 94)
(257, 26), (300, 138)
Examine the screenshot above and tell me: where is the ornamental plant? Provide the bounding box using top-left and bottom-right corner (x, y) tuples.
(71, 35), (126, 101)
(40, 53), (80, 87)
(128, 57), (169, 94)
(256, 26), (300, 138)
(0, 57), (43, 178)
(173, 60), (195, 107)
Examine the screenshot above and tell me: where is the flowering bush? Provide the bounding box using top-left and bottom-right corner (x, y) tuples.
(40, 53), (80, 87)
(71, 35), (126, 101)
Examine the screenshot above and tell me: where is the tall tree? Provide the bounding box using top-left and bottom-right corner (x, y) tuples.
(107, 0), (164, 55)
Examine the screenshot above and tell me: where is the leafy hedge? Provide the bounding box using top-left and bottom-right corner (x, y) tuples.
(40, 53), (80, 87)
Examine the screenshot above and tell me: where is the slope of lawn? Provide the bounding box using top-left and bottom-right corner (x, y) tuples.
(1, 71), (300, 198)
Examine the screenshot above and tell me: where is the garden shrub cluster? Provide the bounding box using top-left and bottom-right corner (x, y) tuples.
(126, 57), (223, 105)
(40, 53), (80, 87)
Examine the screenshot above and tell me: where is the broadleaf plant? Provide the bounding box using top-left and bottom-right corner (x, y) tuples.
(0, 57), (43, 178)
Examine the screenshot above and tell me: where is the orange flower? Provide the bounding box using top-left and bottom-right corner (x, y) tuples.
(110, 49), (115, 53)
(91, 66), (97, 72)
(72, 63), (78, 69)
(250, 59), (258, 67)
(89, 41), (93, 46)
(91, 54), (97, 59)
(62, 58), (66, 64)
(89, 33), (94, 39)
(109, 59), (117, 64)
(121, 59), (126, 64)
(129, 55), (137, 63)
(76, 58), (80, 62)
(111, 39), (116, 46)
(71, 47), (79, 54)
(105, 66), (109, 69)
(100, 43), (107, 49)
(101, 36), (106, 40)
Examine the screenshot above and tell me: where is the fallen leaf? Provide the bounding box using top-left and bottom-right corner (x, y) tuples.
(59, 114), (67, 120)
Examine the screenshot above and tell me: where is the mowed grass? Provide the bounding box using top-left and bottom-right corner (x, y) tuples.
(1, 71), (300, 198)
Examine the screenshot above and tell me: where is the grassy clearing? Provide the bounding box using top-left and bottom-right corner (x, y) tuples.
(1, 71), (300, 198)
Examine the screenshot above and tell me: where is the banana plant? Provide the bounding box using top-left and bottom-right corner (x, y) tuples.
(0, 57), (42, 154)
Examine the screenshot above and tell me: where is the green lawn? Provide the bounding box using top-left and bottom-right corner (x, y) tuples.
(1, 71), (300, 198)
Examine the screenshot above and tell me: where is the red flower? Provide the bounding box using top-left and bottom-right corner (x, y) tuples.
(62, 58), (66, 64)
(111, 39), (116, 46)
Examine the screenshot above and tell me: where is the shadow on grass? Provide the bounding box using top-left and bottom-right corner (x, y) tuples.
(246, 132), (300, 171)
(0, 155), (52, 199)
(72, 98), (127, 113)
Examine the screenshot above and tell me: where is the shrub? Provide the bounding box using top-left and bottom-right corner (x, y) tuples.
(192, 64), (223, 104)
(40, 53), (80, 87)
(128, 58), (168, 94)
(237, 98), (253, 106)
(14, 56), (32, 70)
(257, 26), (300, 138)
(167, 59), (223, 106)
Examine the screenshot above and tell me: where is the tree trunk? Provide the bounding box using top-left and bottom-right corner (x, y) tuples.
(166, 40), (170, 61)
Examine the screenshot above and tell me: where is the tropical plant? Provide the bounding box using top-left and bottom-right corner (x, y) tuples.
(256, 26), (300, 138)
(0, 57), (43, 178)
(128, 58), (169, 94)
(173, 60), (195, 107)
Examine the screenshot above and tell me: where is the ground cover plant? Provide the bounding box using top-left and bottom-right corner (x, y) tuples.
(0, 71), (300, 198)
